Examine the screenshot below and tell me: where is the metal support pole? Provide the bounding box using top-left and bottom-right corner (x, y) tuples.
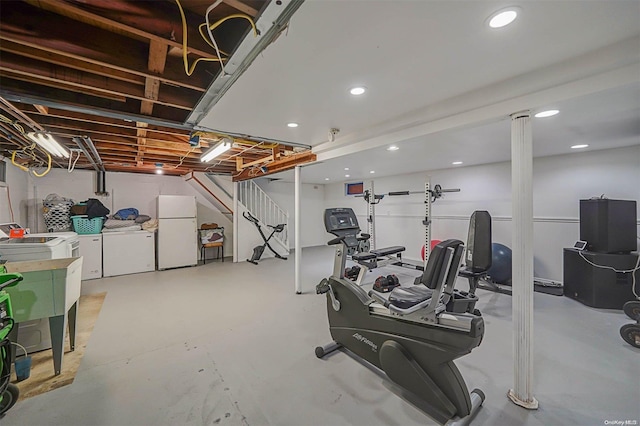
(233, 181), (239, 263)
(508, 111), (538, 410)
(294, 165), (301, 294)
(424, 178), (432, 268)
(367, 181), (376, 250)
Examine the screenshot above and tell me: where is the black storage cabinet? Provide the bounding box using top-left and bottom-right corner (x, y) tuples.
(563, 248), (638, 309)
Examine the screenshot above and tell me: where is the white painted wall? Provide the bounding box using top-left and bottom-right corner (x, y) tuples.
(0, 159), (29, 226)
(323, 146), (640, 282)
(20, 168), (232, 258)
(254, 178), (327, 248)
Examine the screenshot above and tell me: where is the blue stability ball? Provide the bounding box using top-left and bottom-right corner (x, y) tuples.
(487, 243), (512, 285)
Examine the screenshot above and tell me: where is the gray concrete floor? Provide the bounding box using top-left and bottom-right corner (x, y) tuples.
(3, 246), (639, 426)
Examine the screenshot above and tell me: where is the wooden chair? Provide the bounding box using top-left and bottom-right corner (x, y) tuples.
(199, 223), (224, 263)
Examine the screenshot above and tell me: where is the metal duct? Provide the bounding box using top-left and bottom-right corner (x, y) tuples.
(96, 170), (107, 195)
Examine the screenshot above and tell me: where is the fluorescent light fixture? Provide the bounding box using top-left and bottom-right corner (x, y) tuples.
(345, 174), (350, 178)
(287, 122), (299, 128)
(452, 161), (463, 165)
(27, 132), (69, 158)
(534, 109), (559, 118)
(571, 144), (589, 149)
(350, 86), (366, 95)
(387, 145), (399, 151)
(201, 137), (233, 162)
(370, 170), (375, 174)
(489, 9), (518, 28)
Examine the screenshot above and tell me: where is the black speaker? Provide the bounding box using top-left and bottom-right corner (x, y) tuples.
(465, 211), (492, 272)
(563, 249), (638, 309)
(580, 199), (637, 254)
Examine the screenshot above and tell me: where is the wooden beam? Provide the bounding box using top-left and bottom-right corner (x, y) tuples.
(139, 39), (168, 163)
(34, 105), (49, 115)
(22, 0), (226, 60)
(233, 152), (317, 181)
(0, 53), (198, 110)
(222, 0), (260, 17)
(0, 39), (145, 87)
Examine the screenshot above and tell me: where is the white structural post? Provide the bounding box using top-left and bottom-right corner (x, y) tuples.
(294, 165), (302, 294)
(367, 181), (376, 250)
(233, 181), (239, 263)
(508, 111), (538, 409)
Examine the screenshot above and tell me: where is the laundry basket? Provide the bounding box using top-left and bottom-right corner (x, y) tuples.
(42, 194), (75, 232)
(71, 215), (104, 235)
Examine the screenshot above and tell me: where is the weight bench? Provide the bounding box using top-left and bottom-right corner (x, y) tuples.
(350, 245), (406, 285)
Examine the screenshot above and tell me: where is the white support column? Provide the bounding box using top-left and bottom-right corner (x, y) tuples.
(294, 165), (302, 294)
(367, 180), (376, 250)
(508, 111), (538, 410)
(233, 181), (239, 263)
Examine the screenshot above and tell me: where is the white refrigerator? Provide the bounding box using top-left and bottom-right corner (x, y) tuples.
(157, 195), (198, 270)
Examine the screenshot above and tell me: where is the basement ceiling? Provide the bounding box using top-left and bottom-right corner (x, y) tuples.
(0, 0), (313, 179)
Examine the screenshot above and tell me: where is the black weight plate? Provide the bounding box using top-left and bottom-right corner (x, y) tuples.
(623, 301), (640, 322)
(620, 323), (640, 348)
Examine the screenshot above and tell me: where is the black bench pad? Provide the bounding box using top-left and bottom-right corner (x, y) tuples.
(370, 246), (405, 256)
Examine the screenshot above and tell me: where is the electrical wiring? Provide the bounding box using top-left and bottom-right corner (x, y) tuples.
(30, 150), (51, 177)
(579, 250), (640, 299)
(175, 0), (224, 76)
(174, 0), (258, 76)
(67, 150), (81, 173)
(173, 145), (198, 169)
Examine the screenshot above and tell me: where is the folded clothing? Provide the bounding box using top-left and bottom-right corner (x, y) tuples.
(114, 208), (139, 220)
(103, 218), (137, 229)
(135, 214), (151, 224)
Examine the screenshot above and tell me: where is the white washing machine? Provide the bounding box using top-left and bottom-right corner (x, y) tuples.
(0, 223), (80, 352)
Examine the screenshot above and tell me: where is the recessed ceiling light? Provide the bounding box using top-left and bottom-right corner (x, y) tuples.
(488, 9), (518, 28)
(350, 87), (366, 95)
(370, 170), (375, 174)
(344, 167), (349, 171)
(387, 145), (399, 151)
(325, 177), (330, 181)
(571, 144), (589, 149)
(534, 110), (559, 118)
(155, 169), (163, 174)
(452, 161), (463, 165)
(287, 122), (299, 128)
(345, 174), (350, 178)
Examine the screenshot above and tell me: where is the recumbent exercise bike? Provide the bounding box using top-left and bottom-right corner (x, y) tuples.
(315, 208), (486, 426)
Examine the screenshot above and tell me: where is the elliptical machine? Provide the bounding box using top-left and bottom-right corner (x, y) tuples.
(316, 208), (485, 426)
(0, 270), (23, 416)
(243, 211), (288, 265)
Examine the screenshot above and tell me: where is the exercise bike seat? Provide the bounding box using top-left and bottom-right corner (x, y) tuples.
(388, 286), (434, 309)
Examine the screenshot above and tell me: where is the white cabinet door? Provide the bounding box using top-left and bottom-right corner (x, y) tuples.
(78, 234), (103, 280)
(157, 218), (198, 269)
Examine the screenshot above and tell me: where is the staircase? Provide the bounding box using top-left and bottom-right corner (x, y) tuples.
(237, 179), (289, 253)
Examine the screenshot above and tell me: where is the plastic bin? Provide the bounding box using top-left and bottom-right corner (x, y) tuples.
(71, 215), (104, 235)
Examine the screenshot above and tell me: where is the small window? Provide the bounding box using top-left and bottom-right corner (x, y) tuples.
(345, 181), (364, 196)
(0, 160), (6, 184)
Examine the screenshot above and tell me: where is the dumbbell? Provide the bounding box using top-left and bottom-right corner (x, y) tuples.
(344, 266), (361, 280)
(373, 274), (400, 293)
(620, 300), (640, 348)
